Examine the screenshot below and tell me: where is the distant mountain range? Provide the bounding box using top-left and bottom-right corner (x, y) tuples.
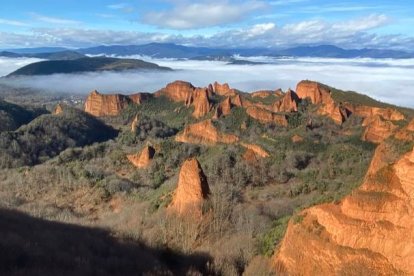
(7, 57), (172, 77)
(1, 43), (413, 59)
(0, 50), (85, 60)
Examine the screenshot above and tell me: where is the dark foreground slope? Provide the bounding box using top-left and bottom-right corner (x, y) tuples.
(0, 100), (48, 132)
(0, 208), (211, 276)
(0, 107), (117, 168)
(7, 57), (171, 76)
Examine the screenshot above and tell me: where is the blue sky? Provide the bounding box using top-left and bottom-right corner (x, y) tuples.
(0, 0), (413, 49)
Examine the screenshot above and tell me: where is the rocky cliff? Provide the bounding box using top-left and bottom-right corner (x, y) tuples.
(272, 89), (299, 113)
(212, 82), (237, 96)
(213, 97), (232, 119)
(362, 115), (397, 143)
(53, 104), (64, 115)
(155, 80), (195, 103)
(191, 88), (212, 118)
(168, 158), (210, 216)
(84, 90), (150, 117)
(246, 106), (288, 126)
(251, 90), (275, 98)
(241, 142), (269, 163)
(175, 120), (239, 145)
(127, 145), (155, 169)
(273, 143), (414, 275)
(344, 104), (405, 121)
(296, 80), (332, 105)
(156, 81), (212, 118)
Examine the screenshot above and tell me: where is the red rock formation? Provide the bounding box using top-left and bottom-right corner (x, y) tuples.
(275, 89), (284, 97)
(84, 90), (131, 116)
(273, 144), (414, 275)
(231, 94), (251, 108)
(291, 134), (304, 143)
(53, 103), (64, 115)
(127, 145), (155, 169)
(344, 104), (405, 121)
(395, 119), (414, 141)
(192, 88), (212, 118)
(175, 120), (239, 145)
(246, 106), (288, 126)
(213, 97), (232, 119)
(296, 80), (332, 105)
(272, 89), (299, 113)
(241, 142), (269, 162)
(296, 80), (349, 124)
(128, 93), (151, 104)
(169, 158), (210, 216)
(131, 115), (139, 133)
(318, 97), (349, 124)
(213, 81), (237, 96)
(240, 142), (269, 158)
(156, 81), (212, 118)
(155, 80), (195, 102)
(251, 90), (274, 98)
(84, 90), (150, 117)
(362, 115), (397, 143)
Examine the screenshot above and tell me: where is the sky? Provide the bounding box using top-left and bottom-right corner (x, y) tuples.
(0, 0), (413, 50)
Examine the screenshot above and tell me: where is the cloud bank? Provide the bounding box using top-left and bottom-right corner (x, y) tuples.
(1, 13), (413, 50)
(1, 56), (414, 108)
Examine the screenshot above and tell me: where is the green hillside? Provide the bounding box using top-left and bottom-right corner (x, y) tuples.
(7, 57), (172, 76)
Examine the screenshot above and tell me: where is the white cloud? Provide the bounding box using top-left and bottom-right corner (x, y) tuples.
(0, 14), (412, 51)
(2, 56), (414, 108)
(107, 3), (134, 13)
(0, 57), (44, 77)
(142, 1), (266, 29)
(0, 18), (28, 27)
(30, 13), (81, 25)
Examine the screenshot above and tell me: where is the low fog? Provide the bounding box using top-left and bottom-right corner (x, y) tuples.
(1, 56), (414, 108)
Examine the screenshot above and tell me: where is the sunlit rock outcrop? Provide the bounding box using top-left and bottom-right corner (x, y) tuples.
(246, 106), (288, 126)
(212, 81), (237, 96)
(362, 115), (397, 144)
(84, 90), (150, 117)
(272, 89), (299, 113)
(273, 143), (414, 275)
(213, 97), (232, 119)
(127, 145), (155, 169)
(175, 119), (239, 145)
(168, 158), (210, 216)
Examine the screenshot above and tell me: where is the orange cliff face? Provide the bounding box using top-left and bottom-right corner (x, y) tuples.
(251, 90), (275, 98)
(296, 80), (349, 124)
(272, 89), (299, 113)
(84, 90), (151, 117)
(246, 106), (288, 126)
(155, 80), (195, 102)
(168, 158), (210, 217)
(191, 88), (212, 118)
(212, 81), (237, 96)
(53, 103), (64, 115)
(213, 97), (232, 119)
(131, 115), (139, 133)
(395, 119), (414, 141)
(273, 144), (414, 275)
(127, 145), (155, 169)
(344, 103), (405, 122)
(362, 115), (398, 144)
(175, 119), (239, 145)
(156, 81), (212, 118)
(296, 80), (332, 105)
(241, 142), (269, 163)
